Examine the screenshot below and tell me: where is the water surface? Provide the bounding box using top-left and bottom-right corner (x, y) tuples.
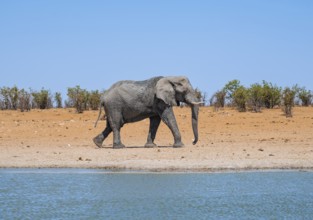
(0, 169), (312, 219)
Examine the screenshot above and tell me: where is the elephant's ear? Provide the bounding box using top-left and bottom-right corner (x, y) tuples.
(155, 78), (177, 106)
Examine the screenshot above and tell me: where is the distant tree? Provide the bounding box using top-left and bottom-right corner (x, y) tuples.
(64, 100), (72, 108)
(281, 87), (296, 117)
(248, 83), (263, 112)
(0, 99), (3, 110)
(0, 88), (4, 109)
(54, 92), (63, 108)
(0, 87), (11, 109)
(210, 90), (226, 110)
(297, 87), (312, 106)
(223, 79), (241, 105)
(9, 86), (19, 110)
(194, 88), (206, 106)
(67, 86), (89, 113)
(201, 91), (208, 106)
(89, 90), (101, 110)
(233, 86), (248, 112)
(0, 86), (20, 110)
(32, 88), (53, 109)
(262, 81), (281, 108)
(83, 90), (90, 111)
(18, 89), (31, 112)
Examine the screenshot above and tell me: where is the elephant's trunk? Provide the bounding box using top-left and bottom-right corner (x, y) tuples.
(191, 104), (199, 145)
(184, 88), (203, 145)
(185, 91), (200, 145)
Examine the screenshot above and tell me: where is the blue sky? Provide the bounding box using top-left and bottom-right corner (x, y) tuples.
(1, 1), (312, 99)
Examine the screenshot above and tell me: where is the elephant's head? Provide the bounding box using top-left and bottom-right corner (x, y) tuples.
(155, 76), (202, 145)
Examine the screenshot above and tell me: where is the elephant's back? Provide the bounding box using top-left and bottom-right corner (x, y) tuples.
(107, 76), (163, 95)
(104, 76), (163, 104)
(111, 76), (162, 87)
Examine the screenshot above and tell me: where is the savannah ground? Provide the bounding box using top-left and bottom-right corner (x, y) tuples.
(0, 107), (312, 171)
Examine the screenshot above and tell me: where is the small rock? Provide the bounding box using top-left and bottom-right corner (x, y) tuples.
(269, 154), (274, 156)
(78, 157), (83, 161)
(258, 148), (264, 152)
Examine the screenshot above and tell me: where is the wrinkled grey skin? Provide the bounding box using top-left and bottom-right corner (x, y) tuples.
(93, 76), (201, 149)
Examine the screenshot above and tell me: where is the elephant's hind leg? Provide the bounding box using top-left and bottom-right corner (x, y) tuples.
(93, 123), (112, 148)
(107, 114), (125, 149)
(145, 116), (161, 148)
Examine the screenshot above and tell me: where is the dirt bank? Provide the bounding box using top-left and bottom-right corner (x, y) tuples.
(0, 107), (312, 171)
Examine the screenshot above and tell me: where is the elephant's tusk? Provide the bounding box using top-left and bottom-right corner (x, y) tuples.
(191, 101), (204, 105)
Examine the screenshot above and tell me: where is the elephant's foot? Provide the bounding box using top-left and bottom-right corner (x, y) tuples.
(113, 143), (126, 149)
(144, 142), (158, 148)
(93, 136), (104, 148)
(173, 142), (184, 148)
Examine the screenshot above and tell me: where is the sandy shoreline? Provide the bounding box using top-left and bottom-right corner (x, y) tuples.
(1, 107), (313, 171)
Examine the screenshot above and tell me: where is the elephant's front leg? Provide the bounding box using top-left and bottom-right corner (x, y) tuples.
(107, 114), (125, 149)
(145, 116), (161, 148)
(158, 107), (184, 148)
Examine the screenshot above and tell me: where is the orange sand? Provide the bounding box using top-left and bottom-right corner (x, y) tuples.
(0, 107), (312, 171)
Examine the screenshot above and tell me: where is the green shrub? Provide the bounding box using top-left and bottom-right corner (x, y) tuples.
(0, 86), (20, 110)
(248, 83), (263, 112)
(298, 87), (312, 106)
(223, 79), (241, 105)
(262, 81), (281, 108)
(67, 86), (89, 113)
(233, 86), (248, 112)
(32, 88), (53, 109)
(210, 90), (226, 110)
(18, 89), (31, 112)
(9, 86), (19, 110)
(54, 92), (63, 108)
(0, 87), (11, 109)
(281, 87), (296, 117)
(89, 90), (101, 110)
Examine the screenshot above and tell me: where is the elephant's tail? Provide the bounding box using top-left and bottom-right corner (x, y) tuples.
(94, 101), (106, 128)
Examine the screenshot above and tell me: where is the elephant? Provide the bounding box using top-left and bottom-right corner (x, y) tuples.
(93, 76), (202, 149)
